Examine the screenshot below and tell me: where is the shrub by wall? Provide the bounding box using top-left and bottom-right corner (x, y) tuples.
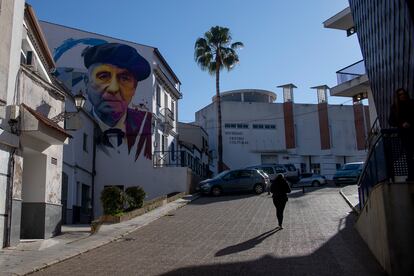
(100, 186), (124, 215)
(125, 186), (146, 210)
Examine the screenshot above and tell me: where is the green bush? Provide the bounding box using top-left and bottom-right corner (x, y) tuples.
(100, 186), (124, 215)
(125, 186), (146, 210)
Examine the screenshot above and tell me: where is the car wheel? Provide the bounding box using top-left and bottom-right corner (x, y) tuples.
(312, 180), (320, 187)
(254, 184), (264, 194)
(211, 186), (222, 196)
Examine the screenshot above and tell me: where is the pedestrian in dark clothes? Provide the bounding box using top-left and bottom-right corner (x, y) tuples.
(270, 174), (291, 229)
(389, 88), (414, 181)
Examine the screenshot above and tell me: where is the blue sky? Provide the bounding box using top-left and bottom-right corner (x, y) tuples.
(28, 0), (362, 122)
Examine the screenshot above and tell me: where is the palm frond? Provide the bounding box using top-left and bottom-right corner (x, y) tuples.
(194, 25), (242, 74)
(231, 41), (244, 50)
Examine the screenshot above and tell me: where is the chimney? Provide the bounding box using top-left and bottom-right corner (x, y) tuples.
(311, 85), (331, 150)
(353, 101), (366, 150)
(278, 83), (297, 149)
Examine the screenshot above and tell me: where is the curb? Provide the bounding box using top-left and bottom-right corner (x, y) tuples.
(23, 193), (201, 275)
(339, 189), (360, 214)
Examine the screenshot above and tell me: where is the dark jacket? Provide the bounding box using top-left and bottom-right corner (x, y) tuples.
(270, 177), (291, 201)
(389, 99), (414, 131)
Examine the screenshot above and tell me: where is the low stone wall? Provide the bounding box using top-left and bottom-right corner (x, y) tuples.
(99, 192), (186, 225)
(167, 192), (186, 203)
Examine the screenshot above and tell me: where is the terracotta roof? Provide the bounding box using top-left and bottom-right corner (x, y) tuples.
(21, 103), (72, 138)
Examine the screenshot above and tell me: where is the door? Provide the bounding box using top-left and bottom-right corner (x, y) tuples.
(61, 173), (68, 224)
(237, 170), (255, 191)
(81, 184), (91, 224)
(221, 171), (240, 192)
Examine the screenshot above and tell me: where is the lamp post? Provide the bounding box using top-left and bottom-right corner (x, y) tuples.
(51, 91), (86, 123)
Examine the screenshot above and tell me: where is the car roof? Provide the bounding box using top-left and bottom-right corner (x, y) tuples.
(344, 162), (364, 165)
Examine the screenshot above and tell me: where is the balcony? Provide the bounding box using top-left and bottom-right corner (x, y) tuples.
(330, 60), (370, 98)
(336, 60), (366, 85)
(158, 107), (174, 133)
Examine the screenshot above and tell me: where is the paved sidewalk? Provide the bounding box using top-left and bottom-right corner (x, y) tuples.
(0, 194), (199, 276)
(32, 187), (385, 276)
(339, 184), (360, 212)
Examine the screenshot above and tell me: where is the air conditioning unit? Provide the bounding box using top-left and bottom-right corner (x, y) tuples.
(7, 105), (20, 121)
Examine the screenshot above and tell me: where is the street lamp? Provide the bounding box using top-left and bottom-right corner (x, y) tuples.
(51, 90), (86, 123)
(74, 93), (86, 110)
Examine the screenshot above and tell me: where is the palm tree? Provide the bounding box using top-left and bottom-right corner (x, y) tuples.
(194, 26), (243, 173)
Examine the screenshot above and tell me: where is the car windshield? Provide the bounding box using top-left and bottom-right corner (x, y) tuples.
(214, 170), (230, 179)
(342, 164), (362, 170)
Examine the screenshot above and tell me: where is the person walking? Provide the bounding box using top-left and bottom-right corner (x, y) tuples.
(389, 88), (414, 181)
(270, 174), (291, 229)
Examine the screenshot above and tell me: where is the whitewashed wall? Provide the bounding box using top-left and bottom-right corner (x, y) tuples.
(195, 93), (367, 178)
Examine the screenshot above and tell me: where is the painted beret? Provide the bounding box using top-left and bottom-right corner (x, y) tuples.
(82, 43), (151, 81)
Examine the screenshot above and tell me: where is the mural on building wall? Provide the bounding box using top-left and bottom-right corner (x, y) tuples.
(52, 38), (152, 161)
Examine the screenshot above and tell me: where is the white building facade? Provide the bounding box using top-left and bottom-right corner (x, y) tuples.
(177, 122), (211, 179)
(195, 87), (368, 179)
(39, 22), (186, 219)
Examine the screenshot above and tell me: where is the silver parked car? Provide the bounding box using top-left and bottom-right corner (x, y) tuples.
(297, 173), (327, 187)
(246, 164), (288, 180)
(196, 169), (270, 196)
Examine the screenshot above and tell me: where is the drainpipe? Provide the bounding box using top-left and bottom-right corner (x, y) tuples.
(91, 125), (97, 221)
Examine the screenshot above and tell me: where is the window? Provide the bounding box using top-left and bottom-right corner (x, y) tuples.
(171, 142), (175, 161)
(260, 167), (274, 175)
(310, 163), (321, 174)
(155, 132), (160, 151)
(171, 100), (175, 121)
(83, 133), (88, 152)
(161, 135), (165, 154)
(224, 123), (248, 129)
(164, 92), (168, 109)
(336, 163), (342, 170)
(81, 184), (90, 213)
(300, 163), (307, 173)
(156, 85), (161, 107)
(239, 170), (253, 177)
(285, 164), (296, 171)
(254, 124), (275, 129)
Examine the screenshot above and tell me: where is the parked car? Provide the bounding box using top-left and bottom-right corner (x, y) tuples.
(196, 169), (270, 196)
(333, 162), (364, 185)
(282, 163), (300, 183)
(297, 173), (327, 187)
(245, 164), (287, 180)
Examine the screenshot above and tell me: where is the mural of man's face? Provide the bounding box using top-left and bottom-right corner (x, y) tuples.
(87, 63), (138, 127)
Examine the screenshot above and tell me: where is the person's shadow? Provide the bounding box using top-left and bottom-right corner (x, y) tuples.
(215, 227), (282, 257)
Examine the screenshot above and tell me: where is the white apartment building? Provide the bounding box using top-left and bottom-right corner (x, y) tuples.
(0, 2), (70, 247)
(195, 86), (368, 179)
(323, 7), (378, 128)
(39, 22), (188, 219)
(177, 122), (211, 178)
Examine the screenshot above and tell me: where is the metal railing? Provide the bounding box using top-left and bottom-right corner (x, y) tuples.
(158, 108), (174, 132)
(153, 150), (209, 177)
(336, 60), (366, 85)
(358, 129), (409, 210)
(365, 118), (381, 150)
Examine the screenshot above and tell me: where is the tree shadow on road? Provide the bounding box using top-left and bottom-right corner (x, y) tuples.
(215, 227), (282, 257)
(160, 212), (386, 276)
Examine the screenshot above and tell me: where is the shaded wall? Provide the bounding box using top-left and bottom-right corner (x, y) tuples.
(349, 0), (414, 128)
(356, 182), (414, 275)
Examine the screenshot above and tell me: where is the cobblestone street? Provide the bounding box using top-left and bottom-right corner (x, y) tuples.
(34, 187), (385, 276)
